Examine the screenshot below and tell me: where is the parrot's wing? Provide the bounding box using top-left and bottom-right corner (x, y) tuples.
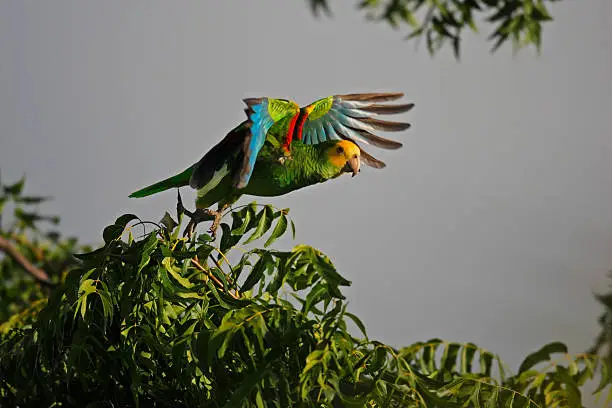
(298, 93), (414, 168)
(189, 122), (248, 191)
(235, 98), (300, 188)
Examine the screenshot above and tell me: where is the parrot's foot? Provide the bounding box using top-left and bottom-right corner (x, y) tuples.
(176, 191), (228, 240)
(176, 190), (214, 240)
(207, 208), (225, 239)
(198, 205), (229, 240)
(182, 209), (216, 240)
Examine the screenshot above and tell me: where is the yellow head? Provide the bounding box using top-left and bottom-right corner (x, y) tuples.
(327, 140), (361, 177)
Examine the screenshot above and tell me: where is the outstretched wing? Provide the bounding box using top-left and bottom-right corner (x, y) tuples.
(236, 98), (299, 188)
(298, 92), (414, 168)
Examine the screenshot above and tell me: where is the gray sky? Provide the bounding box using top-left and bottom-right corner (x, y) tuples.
(1, 0), (611, 395)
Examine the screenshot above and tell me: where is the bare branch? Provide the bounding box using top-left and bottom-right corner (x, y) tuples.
(0, 235), (53, 287)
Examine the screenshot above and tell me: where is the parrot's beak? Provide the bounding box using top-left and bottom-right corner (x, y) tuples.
(347, 155), (361, 177)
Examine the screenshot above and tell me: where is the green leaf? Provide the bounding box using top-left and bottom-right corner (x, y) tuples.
(264, 213), (288, 248)
(162, 257), (193, 288)
(231, 206), (252, 236)
(4, 177), (25, 195)
(460, 343), (477, 373)
(441, 343), (461, 372)
(241, 253), (272, 292)
(101, 222), (128, 246)
(345, 312), (368, 339)
(220, 223), (240, 253)
(245, 206), (274, 244)
(102, 214), (138, 244)
(138, 232), (159, 273)
(160, 211), (177, 232)
(197, 233), (213, 243)
(14, 208), (58, 227)
(114, 213), (139, 228)
(209, 320), (239, 360)
(73, 246), (108, 263)
(77, 279), (97, 320)
(518, 341), (568, 373)
(79, 278), (97, 296)
(303, 282), (328, 315)
(14, 195), (51, 204)
(313, 250), (351, 289)
(594, 358), (611, 394)
(479, 350), (493, 376)
(221, 366), (272, 408)
(367, 346), (388, 373)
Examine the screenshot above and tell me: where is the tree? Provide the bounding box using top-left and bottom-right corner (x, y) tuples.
(1, 177), (611, 407)
(307, 0), (561, 58)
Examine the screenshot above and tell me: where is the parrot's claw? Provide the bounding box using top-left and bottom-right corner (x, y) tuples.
(207, 204), (229, 239)
(176, 190), (213, 240)
(207, 213), (222, 239)
(182, 208), (215, 240)
(176, 190), (226, 240)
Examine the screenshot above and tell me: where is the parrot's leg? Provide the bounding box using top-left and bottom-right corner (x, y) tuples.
(176, 190), (214, 240)
(207, 203), (230, 239)
(176, 193), (230, 240)
(182, 209), (216, 240)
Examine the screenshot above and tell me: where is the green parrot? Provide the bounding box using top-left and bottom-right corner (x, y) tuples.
(129, 92), (414, 237)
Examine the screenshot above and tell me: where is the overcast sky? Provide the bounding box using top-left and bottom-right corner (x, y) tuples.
(1, 0), (611, 398)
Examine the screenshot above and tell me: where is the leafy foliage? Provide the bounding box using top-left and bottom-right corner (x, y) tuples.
(0, 175), (88, 324)
(1, 176), (611, 407)
(588, 273), (612, 369)
(308, 0), (561, 58)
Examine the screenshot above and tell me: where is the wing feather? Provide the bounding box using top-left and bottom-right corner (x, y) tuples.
(356, 102), (415, 115)
(342, 126), (403, 149)
(188, 93), (411, 194)
(235, 97), (299, 188)
(335, 92), (405, 102)
(190, 122), (247, 189)
(359, 117), (412, 132)
(298, 92), (414, 167)
(359, 147), (387, 169)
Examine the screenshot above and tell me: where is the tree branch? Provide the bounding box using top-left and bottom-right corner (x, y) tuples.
(0, 235), (53, 286)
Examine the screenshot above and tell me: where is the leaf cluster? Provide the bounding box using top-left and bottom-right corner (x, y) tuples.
(0, 177), (611, 407)
(0, 175), (87, 324)
(309, 0), (560, 58)
(588, 272), (612, 369)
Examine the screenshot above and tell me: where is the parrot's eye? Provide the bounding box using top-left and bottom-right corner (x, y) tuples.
(353, 154), (358, 159)
(336, 146), (344, 154)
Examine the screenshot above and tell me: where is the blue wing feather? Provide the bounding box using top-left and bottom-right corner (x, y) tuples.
(324, 120), (339, 141)
(242, 101), (273, 185)
(234, 100), (273, 189)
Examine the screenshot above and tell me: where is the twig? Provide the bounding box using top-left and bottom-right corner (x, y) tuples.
(208, 253), (235, 285)
(0, 235), (53, 286)
(191, 257), (239, 299)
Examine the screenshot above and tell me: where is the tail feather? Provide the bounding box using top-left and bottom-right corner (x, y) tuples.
(129, 167), (192, 198)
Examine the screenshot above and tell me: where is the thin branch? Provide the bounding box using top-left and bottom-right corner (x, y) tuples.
(0, 235), (54, 286)
(191, 257), (239, 299)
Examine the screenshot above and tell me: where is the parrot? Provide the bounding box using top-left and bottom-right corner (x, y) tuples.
(129, 92), (414, 238)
